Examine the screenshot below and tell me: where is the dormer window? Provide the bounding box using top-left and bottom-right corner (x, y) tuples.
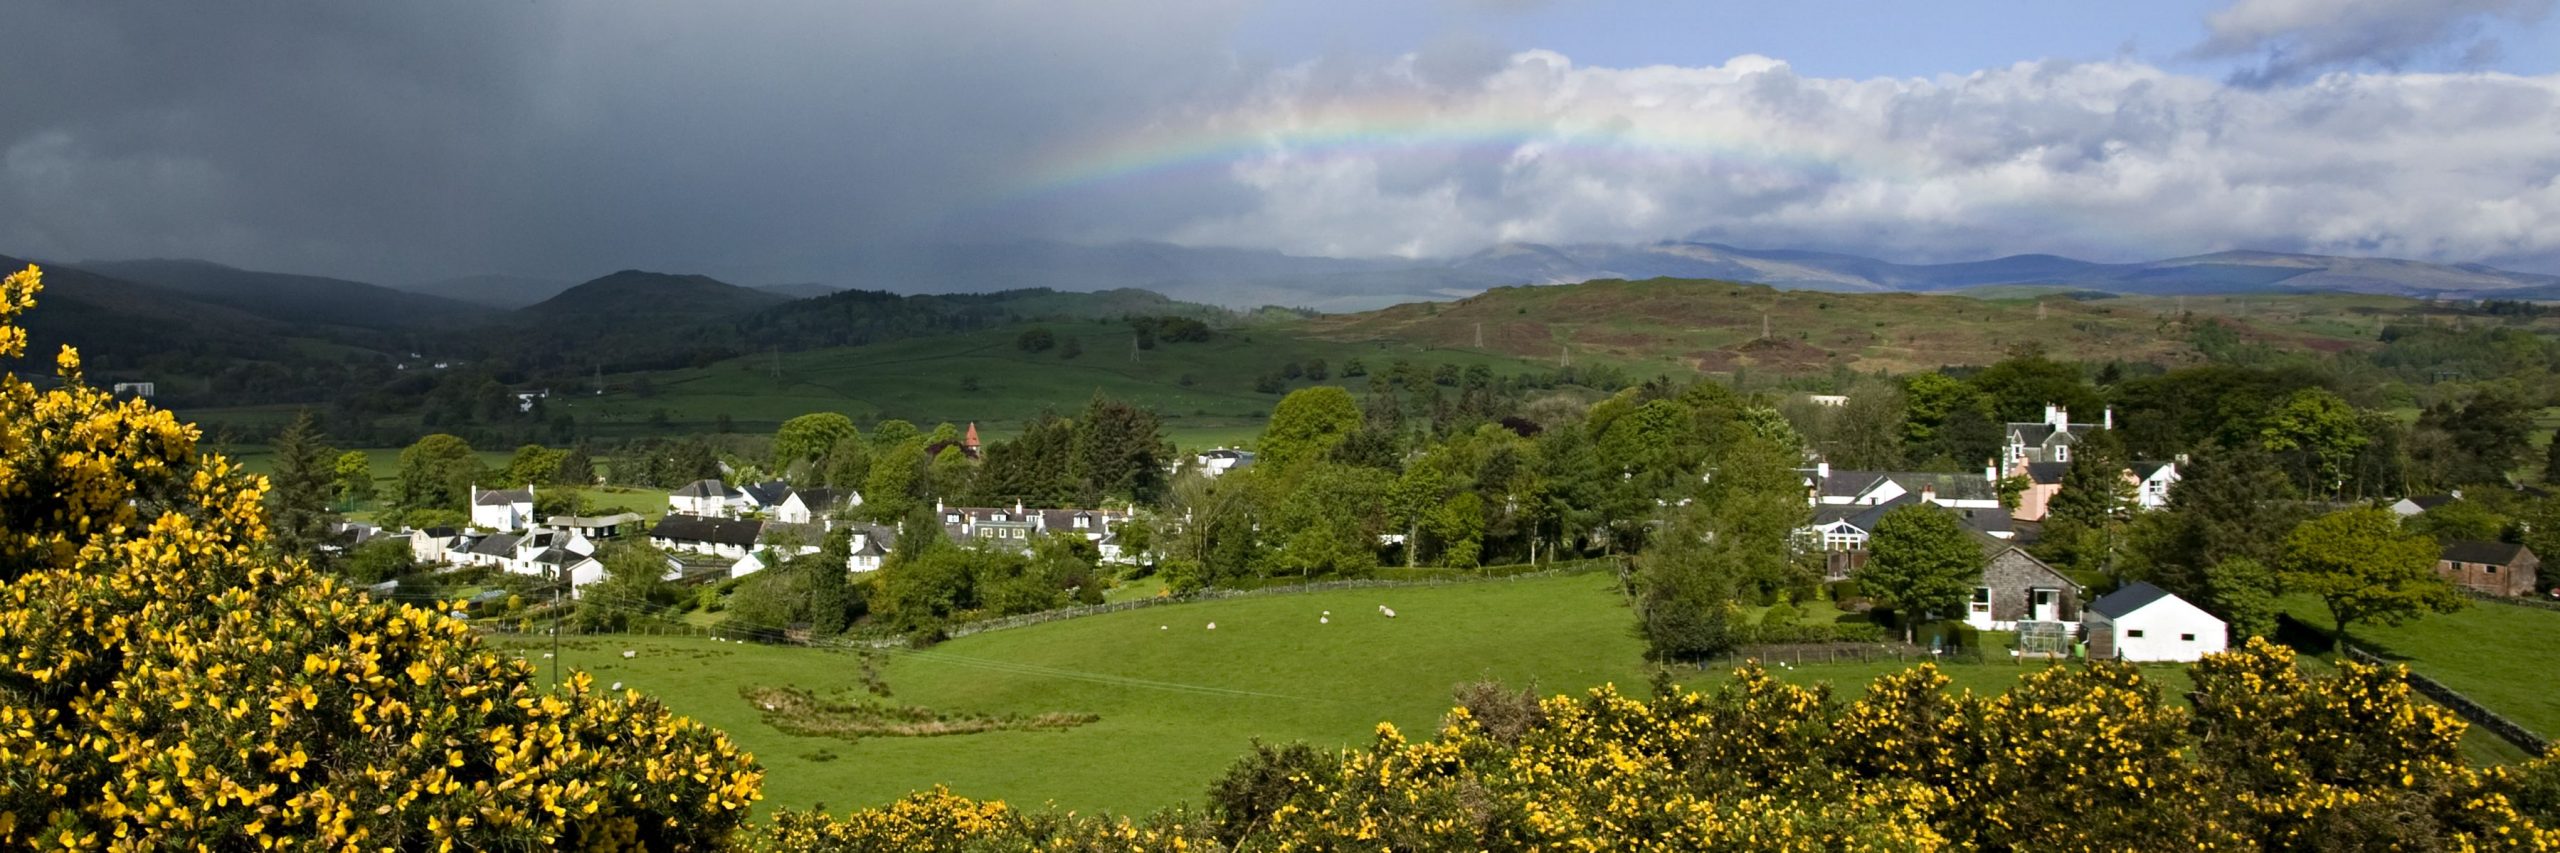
(945, 513), (960, 523)
(2054, 445), (2070, 462)
(1074, 516), (1090, 529)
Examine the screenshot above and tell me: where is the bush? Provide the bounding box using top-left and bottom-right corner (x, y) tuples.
(0, 265), (760, 849)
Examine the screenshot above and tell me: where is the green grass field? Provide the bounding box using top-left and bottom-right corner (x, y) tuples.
(481, 573), (2540, 819)
(2283, 594), (2560, 743)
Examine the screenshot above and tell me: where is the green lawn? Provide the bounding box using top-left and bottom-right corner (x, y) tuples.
(2282, 594), (2560, 743)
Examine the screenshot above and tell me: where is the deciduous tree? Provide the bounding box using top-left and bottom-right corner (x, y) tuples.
(1858, 505), (1982, 641)
(2280, 507), (2464, 639)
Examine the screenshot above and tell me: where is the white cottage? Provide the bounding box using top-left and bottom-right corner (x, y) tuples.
(470, 485), (537, 533)
(2083, 582), (2227, 662)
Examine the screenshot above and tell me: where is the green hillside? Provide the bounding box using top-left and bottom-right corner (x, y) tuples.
(1304, 277), (2477, 375)
(544, 320), (1582, 449)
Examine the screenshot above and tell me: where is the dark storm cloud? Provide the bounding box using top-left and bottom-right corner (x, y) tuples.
(0, 1), (1255, 283)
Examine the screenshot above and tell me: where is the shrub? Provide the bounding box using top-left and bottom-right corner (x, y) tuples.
(0, 266), (761, 848)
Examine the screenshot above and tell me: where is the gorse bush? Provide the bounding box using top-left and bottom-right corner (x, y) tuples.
(748, 640), (2560, 850)
(0, 266), (761, 848)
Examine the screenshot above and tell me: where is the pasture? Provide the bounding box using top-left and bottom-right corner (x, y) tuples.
(2283, 593), (2560, 745)
(483, 572), (2523, 818)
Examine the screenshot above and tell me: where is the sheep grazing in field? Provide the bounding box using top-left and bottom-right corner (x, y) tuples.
(621, 649), (637, 659)
(1206, 622), (1217, 630)
(1381, 607), (1397, 618)
(610, 681), (624, 691)
(1319, 616), (1329, 624)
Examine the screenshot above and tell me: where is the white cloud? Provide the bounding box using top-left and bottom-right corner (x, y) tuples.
(1122, 52), (2560, 271)
(2194, 0), (2555, 85)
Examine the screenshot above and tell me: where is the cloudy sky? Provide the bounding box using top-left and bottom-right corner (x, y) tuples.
(2, 0), (2556, 285)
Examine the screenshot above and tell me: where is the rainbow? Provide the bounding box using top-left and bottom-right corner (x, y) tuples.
(986, 93), (2158, 261)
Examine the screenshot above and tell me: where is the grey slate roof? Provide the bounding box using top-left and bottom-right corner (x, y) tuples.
(2441, 540), (2530, 566)
(468, 533), (520, 557)
(1818, 470), (2000, 503)
(2026, 462), (2068, 485)
(475, 487), (533, 506)
(2130, 460), (2175, 480)
(650, 514), (764, 547)
(2405, 494), (2458, 511)
(671, 479), (738, 499)
(740, 480), (795, 506)
(2088, 581), (2175, 619)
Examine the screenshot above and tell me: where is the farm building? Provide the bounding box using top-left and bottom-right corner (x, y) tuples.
(2083, 582), (2227, 661)
(2436, 541), (2540, 598)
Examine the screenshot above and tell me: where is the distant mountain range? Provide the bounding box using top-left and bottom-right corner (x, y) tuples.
(1439, 242), (2560, 300)
(741, 240), (2560, 312)
(80, 258), (494, 330)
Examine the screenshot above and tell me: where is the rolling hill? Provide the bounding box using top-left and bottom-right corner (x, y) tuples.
(76, 258), (496, 330)
(521, 269), (791, 322)
(398, 273), (578, 309)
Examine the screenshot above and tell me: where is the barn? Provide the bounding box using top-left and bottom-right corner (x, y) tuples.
(2083, 582), (2227, 662)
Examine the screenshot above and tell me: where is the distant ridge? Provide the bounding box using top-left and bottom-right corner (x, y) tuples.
(521, 269), (788, 321)
(816, 239), (2560, 312)
(75, 258), (494, 330)
(399, 274), (576, 310)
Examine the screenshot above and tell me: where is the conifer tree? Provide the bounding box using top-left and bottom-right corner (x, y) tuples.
(266, 410), (340, 571)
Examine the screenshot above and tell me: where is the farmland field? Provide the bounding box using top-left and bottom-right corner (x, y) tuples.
(484, 572), (2531, 818)
(2282, 593), (2560, 744)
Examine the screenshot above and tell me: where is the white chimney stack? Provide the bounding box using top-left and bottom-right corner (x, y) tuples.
(2046, 404), (2069, 431)
(1816, 461), (1830, 480)
(1985, 460), (1998, 483)
(2103, 407), (2114, 430)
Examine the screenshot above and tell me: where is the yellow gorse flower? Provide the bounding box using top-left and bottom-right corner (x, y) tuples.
(0, 266), (761, 850)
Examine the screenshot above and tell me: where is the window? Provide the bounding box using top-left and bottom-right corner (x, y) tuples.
(945, 513), (960, 523)
(2180, 633), (2196, 642)
(2053, 445), (2070, 462)
(1971, 587), (1992, 614)
(1074, 516), (1090, 529)
(2127, 629), (2145, 638)
(2487, 565), (2500, 574)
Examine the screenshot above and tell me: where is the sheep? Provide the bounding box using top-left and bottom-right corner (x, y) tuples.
(621, 649), (637, 659)
(1319, 616), (1330, 624)
(610, 681), (624, 691)
(1381, 607), (1397, 618)
(1206, 622), (1217, 630)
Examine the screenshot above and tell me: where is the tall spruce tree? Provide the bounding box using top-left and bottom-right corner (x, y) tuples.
(266, 410), (340, 571)
(2546, 427), (2560, 485)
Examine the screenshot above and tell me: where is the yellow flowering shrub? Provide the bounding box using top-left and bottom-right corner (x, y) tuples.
(758, 640), (2559, 850)
(0, 265), (761, 849)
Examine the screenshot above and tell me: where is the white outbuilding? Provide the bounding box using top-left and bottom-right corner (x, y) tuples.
(2082, 581), (2227, 662)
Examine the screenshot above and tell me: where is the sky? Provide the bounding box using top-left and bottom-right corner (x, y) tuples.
(1, 0), (2556, 286)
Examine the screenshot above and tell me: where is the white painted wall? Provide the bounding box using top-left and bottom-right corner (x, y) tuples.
(2094, 595), (2228, 662)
